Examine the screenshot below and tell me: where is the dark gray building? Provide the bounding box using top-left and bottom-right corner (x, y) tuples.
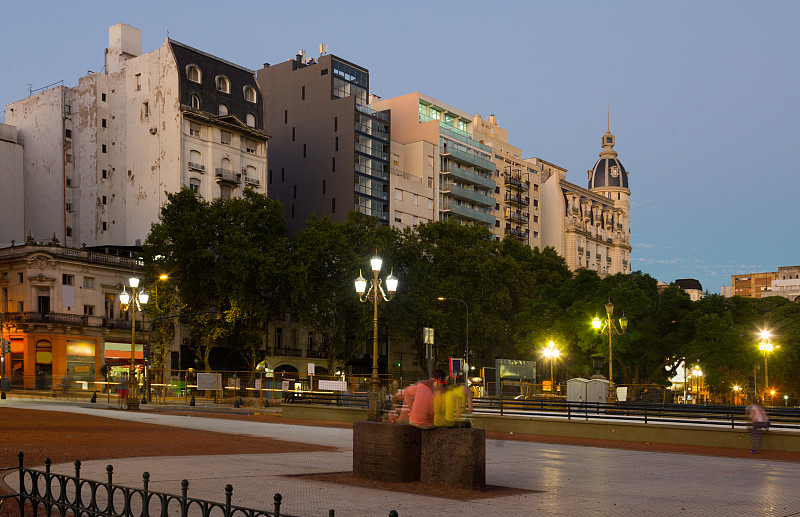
(256, 54), (390, 232)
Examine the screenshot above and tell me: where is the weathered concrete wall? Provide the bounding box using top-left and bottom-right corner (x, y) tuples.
(0, 123), (25, 245)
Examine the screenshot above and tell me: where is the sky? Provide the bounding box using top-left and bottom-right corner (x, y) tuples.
(2, 1), (798, 294)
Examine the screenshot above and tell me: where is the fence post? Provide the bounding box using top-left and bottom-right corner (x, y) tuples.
(273, 493), (282, 517)
(180, 480), (189, 517)
(224, 484), (233, 517)
(17, 452), (24, 517)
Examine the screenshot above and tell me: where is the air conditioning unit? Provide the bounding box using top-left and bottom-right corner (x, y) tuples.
(149, 127), (157, 135)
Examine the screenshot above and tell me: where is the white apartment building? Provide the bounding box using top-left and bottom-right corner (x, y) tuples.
(4, 23), (268, 249)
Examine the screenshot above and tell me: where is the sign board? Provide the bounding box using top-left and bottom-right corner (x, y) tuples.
(197, 373), (222, 391)
(282, 380), (290, 392)
(449, 357), (463, 377)
(308, 363), (315, 375)
(423, 327), (434, 344)
(227, 377), (241, 389)
(254, 379), (261, 391)
(318, 380), (348, 392)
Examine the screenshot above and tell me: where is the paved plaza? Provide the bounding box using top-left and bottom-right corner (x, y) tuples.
(2, 398), (799, 516)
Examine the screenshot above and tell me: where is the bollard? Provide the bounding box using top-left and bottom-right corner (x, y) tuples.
(141, 395), (147, 405)
(90, 392), (97, 403)
(190, 395), (195, 407)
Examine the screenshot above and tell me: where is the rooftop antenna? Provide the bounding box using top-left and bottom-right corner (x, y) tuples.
(607, 103), (610, 132)
(319, 43), (328, 56)
(27, 84), (33, 97)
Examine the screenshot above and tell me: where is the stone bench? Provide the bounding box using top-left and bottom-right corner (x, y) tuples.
(353, 422), (485, 489)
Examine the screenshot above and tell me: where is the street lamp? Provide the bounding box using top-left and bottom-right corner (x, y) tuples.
(120, 277), (148, 410)
(733, 384), (741, 405)
(355, 253), (398, 421)
(691, 365), (703, 404)
(758, 329), (779, 403)
(591, 301), (628, 403)
(542, 340), (560, 393)
(437, 297), (469, 385)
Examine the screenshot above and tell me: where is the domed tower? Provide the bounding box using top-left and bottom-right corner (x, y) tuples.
(587, 119), (630, 210)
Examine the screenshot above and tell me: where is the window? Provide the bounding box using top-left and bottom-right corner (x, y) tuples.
(135, 74), (141, 91)
(102, 144), (107, 153)
(427, 199), (433, 210)
(101, 93), (106, 102)
(244, 86), (257, 103)
(427, 178), (433, 188)
(244, 140), (256, 154)
(66, 226), (72, 237)
(189, 122), (201, 137)
(322, 179), (326, 194)
(66, 154), (72, 163)
(102, 169), (107, 179)
(66, 178), (72, 187)
(102, 222), (107, 231)
(301, 86), (305, 100)
(292, 127), (295, 141)
(143, 102), (149, 117)
(293, 185), (297, 199)
(334, 117), (338, 132)
(220, 185), (232, 199)
(216, 75), (230, 93)
(395, 211), (402, 223)
(413, 194), (418, 205)
(281, 168), (284, 181)
(395, 189), (402, 201)
(101, 118), (107, 128)
(84, 305), (95, 316)
(65, 129), (72, 138)
(62, 274), (74, 286)
(83, 277), (95, 288)
(335, 136), (339, 152)
(17, 273), (23, 284)
(284, 110), (288, 124)
(189, 178), (200, 194)
(303, 144), (307, 158)
(246, 113), (256, 127)
(102, 195), (107, 205)
(187, 65), (201, 83)
(274, 328), (283, 348)
(218, 104), (229, 116)
(331, 197), (335, 213)
(189, 95), (201, 109)
(332, 157), (335, 172)
(220, 130), (231, 145)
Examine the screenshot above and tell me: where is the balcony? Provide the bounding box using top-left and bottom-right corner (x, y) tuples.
(504, 193), (530, 207)
(188, 162), (205, 173)
(306, 349), (328, 359)
(504, 209), (529, 224)
(354, 163), (389, 181)
(440, 201), (495, 225)
(4, 312), (88, 326)
(243, 176), (260, 188)
(272, 347), (304, 358)
(504, 227), (529, 239)
(215, 168), (241, 184)
(441, 183), (495, 207)
(440, 147), (495, 173)
(355, 183), (389, 201)
(504, 175), (530, 191)
(103, 318), (145, 331)
(441, 164), (495, 190)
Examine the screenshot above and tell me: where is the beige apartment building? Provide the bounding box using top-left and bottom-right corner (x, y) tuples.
(3, 24), (268, 249)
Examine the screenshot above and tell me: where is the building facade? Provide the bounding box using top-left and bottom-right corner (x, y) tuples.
(256, 53), (390, 233)
(4, 23), (268, 249)
(730, 271), (778, 299)
(539, 126), (631, 276)
(372, 93), (496, 231)
(0, 123), (24, 247)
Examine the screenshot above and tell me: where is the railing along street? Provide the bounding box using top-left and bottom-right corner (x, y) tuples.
(0, 452), (401, 517)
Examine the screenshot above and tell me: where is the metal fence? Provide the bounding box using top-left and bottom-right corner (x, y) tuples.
(1, 452), (401, 517)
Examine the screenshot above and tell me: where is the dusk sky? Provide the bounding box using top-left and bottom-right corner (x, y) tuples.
(2, 1), (797, 294)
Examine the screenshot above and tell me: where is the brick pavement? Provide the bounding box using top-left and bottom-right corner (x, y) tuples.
(3, 398), (799, 516)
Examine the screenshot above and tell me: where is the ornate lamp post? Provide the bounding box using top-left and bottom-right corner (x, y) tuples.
(691, 365), (703, 404)
(542, 340), (560, 393)
(355, 253), (398, 421)
(437, 297), (469, 385)
(120, 277), (148, 410)
(591, 301), (628, 403)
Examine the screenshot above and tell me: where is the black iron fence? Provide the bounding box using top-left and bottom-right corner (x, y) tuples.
(1, 452), (401, 517)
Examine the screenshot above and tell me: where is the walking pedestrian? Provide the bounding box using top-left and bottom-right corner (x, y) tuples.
(745, 398), (770, 453)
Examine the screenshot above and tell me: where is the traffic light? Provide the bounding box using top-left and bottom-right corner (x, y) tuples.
(395, 361), (402, 368)
(1, 339), (10, 354)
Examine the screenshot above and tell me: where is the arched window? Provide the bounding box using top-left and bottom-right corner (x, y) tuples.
(190, 95), (200, 109)
(189, 178), (201, 194)
(244, 86), (257, 103)
(246, 165), (256, 179)
(218, 104), (229, 116)
(189, 150), (202, 171)
(246, 113), (256, 127)
(220, 157), (232, 172)
(216, 75), (230, 93)
(187, 65), (201, 83)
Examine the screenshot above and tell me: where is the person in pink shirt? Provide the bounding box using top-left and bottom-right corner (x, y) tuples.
(396, 370), (445, 429)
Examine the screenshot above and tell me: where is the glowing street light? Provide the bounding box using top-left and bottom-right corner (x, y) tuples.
(119, 277), (148, 410)
(591, 301), (628, 402)
(758, 329), (779, 404)
(355, 253), (398, 421)
(542, 340), (561, 392)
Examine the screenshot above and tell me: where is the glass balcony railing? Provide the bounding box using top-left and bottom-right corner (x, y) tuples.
(355, 163), (389, 181)
(441, 146), (495, 172)
(355, 183), (389, 201)
(441, 163), (495, 190)
(439, 201), (495, 225)
(438, 124), (491, 153)
(358, 103), (389, 121)
(355, 122), (389, 142)
(355, 142), (388, 161)
(441, 183), (495, 207)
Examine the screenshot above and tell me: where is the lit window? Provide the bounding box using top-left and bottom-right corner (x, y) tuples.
(244, 86), (257, 103)
(216, 75), (230, 93)
(190, 95), (200, 109)
(187, 65), (201, 83)
(218, 104), (229, 116)
(246, 113), (256, 127)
